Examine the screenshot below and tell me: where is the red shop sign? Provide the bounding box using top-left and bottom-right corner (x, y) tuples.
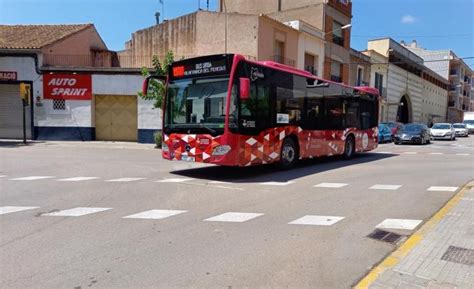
(43, 74), (92, 100)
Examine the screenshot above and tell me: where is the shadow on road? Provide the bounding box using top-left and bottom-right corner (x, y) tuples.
(170, 152), (396, 183)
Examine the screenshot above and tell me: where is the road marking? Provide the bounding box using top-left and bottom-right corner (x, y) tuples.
(42, 207), (112, 217)
(259, 181), (295, 186)
(156, 178), (194, 183)
(456, 153), (470, 156)
(427, 186), (459, 192)
(0, 175), (6, 178)
(0, 206), (39, 215)
(369, 184), (402, 190)
(375, 151), (393, 154)
(204, 212), (263, 223)
(402, 152), (417, 155)
(376, 219), (423, 230)
(10, 176), (54, 181)
(58, 177), (100, 182)
(123, 209), (187, 219)
(314, 182), (348, 188)
(288, 215), (345, 226)
(429, 152), (443, 155)
(208, 181), (231, 184)
(105, 177), (145, 182)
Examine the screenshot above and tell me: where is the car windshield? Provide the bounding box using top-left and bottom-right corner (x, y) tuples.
(401, 124), (422, 132)
(463, 120), (474, 125)
(453, 124), (466, 128)
(165, 77), (231, 134)
(432, 124), (450, 129)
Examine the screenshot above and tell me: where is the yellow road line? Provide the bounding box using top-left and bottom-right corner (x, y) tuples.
(353, 180), (473, 289)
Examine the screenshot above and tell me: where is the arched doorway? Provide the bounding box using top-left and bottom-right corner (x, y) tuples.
(397, 95), (411, 123)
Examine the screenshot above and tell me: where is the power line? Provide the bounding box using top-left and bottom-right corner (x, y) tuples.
(352, 33), (473, 39)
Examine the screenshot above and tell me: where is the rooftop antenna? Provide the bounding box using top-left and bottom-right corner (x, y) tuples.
(207, 0), (209, 10)
(159, 0), (164, 20)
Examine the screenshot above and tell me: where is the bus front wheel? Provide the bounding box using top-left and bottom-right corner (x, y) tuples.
(343, 136), (355, 160)
(278, 137), (298, 169)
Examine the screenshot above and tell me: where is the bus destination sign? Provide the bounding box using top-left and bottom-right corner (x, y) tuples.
(172, 58), (228, 79)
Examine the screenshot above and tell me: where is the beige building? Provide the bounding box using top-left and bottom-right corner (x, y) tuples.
(349, 48), (371, 87)
(284, 20), (325, 77)
(402, 41), (472, 122)
(221, 0), (353, 83)
(364, 38), (448, 124)
(119, 11), (300, 69)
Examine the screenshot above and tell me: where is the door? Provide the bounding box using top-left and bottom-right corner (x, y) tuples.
(94, 95), (137, 141)
(0, 84), (32, 139)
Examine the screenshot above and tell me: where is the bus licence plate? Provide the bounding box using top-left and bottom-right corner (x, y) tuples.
(181, 156), (195, 162)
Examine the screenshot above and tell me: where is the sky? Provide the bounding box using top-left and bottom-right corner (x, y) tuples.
(1, 0), (473, 68)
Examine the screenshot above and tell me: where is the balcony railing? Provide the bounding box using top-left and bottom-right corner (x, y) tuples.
(304, 66), (317, 76)
(449, 69), (458, 76)
(272, 55), (296, 67)
(330, 75), (342, 83)
(448, 101), (455, 107)
(332, 35), (344, 46)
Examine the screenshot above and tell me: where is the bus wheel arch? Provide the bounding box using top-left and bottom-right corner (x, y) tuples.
(343, 134), (355, 160)
(278, 135), (299, 169)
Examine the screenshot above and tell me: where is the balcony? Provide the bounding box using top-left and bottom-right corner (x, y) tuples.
(449, 69), (458, 76)
(330, 75), (342, 83)
(305, 66), (318, 76)
(272, 55), (296, 67)
(448, 101), (455, 107)
(332, 35), (344, 46)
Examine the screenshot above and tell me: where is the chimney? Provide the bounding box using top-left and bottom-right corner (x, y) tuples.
(155, 12), (160, 24)
(411, 40), (417, 48)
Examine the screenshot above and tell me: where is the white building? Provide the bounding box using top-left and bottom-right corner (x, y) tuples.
(285, 20), (325, 77)
(363, 38), (449, 124)
(402, 40), (473, 123)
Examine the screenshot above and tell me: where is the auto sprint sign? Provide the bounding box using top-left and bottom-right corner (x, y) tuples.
(43, 74), (92, 100)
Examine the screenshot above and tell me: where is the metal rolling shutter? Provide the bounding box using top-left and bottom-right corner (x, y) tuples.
(95, 95), (138, 141)
(0, 84), (32, 139)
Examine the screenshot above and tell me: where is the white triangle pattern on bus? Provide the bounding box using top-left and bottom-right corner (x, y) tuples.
(203, 152), (210, 160)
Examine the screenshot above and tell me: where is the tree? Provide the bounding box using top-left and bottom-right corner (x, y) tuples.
(138, 51), (174, 109)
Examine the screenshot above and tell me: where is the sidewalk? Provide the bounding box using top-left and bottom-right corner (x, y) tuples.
(356, 181), (474, 289)
(0, 139), (157, 150)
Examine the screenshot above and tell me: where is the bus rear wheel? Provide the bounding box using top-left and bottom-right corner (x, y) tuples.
(278, 137), (298, 169)
(342, 136), (355, 160)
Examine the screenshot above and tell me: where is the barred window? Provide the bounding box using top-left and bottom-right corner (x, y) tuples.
(53, 99), (66, 110)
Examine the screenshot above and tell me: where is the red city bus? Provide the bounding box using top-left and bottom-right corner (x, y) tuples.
(143, 54), (379, 168)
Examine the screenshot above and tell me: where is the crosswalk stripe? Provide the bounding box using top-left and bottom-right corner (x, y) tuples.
(123, 209), (187, 219)
(105, 178), (145, 182)
(369, 184), (402, 190)
(427, 186), (458, 192)
(402, 152), (417, 155)
(58, 177), (100, 182)
(208, 181), (231, 184)
(375, 151), (393, 154)
(42, 207), (112, 217)
(0, 206), (39, 215)
(429, 152), (443, 155)
(10, 176), (54, 181)
(259, 181), (295, 186)
(376, 219), (422, 230)
(155, 178), (193, 183)
(314, 183), (348, 188)
(288, 215), (345, 226)
(0, 175), (6, 178)
(204, 212), (263, 223)
(456, 153), (470, 156)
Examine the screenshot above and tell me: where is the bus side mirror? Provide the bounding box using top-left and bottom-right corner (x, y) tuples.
(239, 78), (250, 101)
(142, 75), (167, 95)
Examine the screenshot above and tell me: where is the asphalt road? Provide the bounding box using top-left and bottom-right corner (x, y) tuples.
(1, 137), (473, 289)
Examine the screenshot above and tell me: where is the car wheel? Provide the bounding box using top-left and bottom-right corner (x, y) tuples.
(278, 137), (298, 169)
(342, 135), (355, 160)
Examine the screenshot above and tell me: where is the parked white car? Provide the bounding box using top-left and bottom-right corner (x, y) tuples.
(430, 123), (456, 140)
(453, 123), (469, 137)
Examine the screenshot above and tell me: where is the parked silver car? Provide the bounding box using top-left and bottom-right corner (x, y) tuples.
(430, 123), (456, 140)
(453, 123), (468, 137)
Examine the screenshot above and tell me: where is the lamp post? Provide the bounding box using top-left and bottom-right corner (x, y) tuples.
(324, 24), (351, 82)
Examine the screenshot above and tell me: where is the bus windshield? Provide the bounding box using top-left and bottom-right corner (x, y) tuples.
(165, 76), (230, 134)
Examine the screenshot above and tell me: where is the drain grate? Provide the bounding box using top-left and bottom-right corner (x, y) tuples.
(441, 246), (474, 266)
(367, 229), (403, 244)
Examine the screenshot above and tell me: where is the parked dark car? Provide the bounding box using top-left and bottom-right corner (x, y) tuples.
(394, 123), (431, 145)
(380, 122), (403, 138)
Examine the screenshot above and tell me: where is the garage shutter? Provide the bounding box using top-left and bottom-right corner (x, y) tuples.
(0, 84), (32, 139)
(95, 95), (137, 141)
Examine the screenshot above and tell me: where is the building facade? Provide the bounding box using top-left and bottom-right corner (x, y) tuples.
(364, 38), (448, 124)
(221, 0), (353, 83)
(403, 41), (473, 123)
(349, 48), (371, 87)
(0, 25), (159, 143)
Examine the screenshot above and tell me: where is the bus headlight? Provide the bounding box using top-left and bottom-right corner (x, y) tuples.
(212, 145), (231, 156)
(162, 143), (169, 152)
